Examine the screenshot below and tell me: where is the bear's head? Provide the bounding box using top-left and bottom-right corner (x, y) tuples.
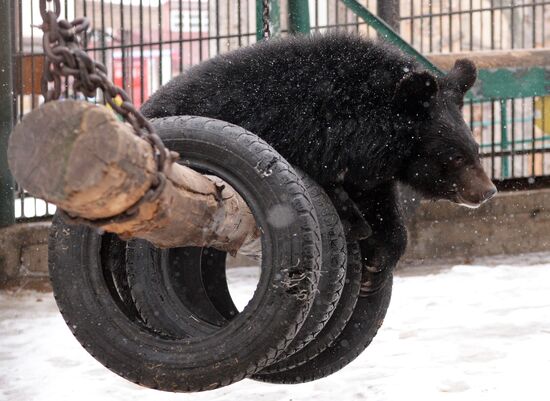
(395, 59), (497, 208)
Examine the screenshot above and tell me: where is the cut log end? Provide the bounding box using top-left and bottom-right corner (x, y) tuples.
(8, 100), (259, 254)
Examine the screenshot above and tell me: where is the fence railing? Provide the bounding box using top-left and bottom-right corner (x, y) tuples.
(399, 0), (550, 190)
(4, 0), (550, 223)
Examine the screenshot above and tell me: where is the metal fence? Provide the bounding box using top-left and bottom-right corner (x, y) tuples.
(5, 0), (550, 222)
(399, 0), (550, 190)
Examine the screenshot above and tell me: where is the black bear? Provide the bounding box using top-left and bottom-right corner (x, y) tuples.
(141, 33), (496, 293)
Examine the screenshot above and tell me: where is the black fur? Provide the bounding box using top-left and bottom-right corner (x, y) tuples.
(142, 33), (481, 291)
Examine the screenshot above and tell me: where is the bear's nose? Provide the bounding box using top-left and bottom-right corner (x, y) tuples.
(482, 186), (497, 202)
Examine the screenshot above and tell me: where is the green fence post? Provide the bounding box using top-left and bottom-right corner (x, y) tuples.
(288, 0), (310, 34)
(500, 99), (510, 178)
(0, 0), (15, 228)
(377, 0), (400, 32)
(256, 0), (281, 41)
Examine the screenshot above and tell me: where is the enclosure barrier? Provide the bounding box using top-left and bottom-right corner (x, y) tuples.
(0, 0), (15, 227)
(4, 0), (550, 223)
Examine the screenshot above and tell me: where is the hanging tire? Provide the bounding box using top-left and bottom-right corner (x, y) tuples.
(258, 274), (393, 384)
(48, 116), (322, 392)
(127, 167), (349, 366)
(255, 242), (362, 377)
(270, 170), (348, 360)
(125, 244), (236, 335)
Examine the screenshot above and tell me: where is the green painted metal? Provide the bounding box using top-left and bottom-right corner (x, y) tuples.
(500, 100), (510, 177)
(340, 1), (550, 100)
(340, 0), (443, 76)
(340, 0), (550, 179)
(256, 0), (281, 41)
(480, 136), (550, 148)
(0, 0), (15, 227)
(474, 68), (550, 100)
(256, 0), (264, 41)
(288, 0), (310, 34)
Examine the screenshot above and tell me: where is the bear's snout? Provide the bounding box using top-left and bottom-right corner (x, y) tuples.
(455, 165), (497, 208)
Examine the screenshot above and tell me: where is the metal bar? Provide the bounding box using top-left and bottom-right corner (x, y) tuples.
(420, 0), (424, 52)
(500, 99), (510, 177)
(256, 0), (281, 41)
(397, 2), (550, 20)
(409, 0), (414, 48)
(0, 0), (15, 227)
(139, 0), (144, 104)
(531, 97), (536, 176)
(442, 1), (446, 52)
(511, 99), (516, 177)
(448, 0), (453, 53)
(80, 32), (258, 54)
(481, 147), (550, 159)
(158, 0), (163, 86)
(271, 0), (280, 36)
(428, 0), (432, 52)
(340, 0), (444, 76)
(238, 0), (243, 46)
(17, 0), (23, 122)
(256, 0), (263, 40)
(288, 0), (310, 34)
(491, 100), (497, 178)
(478, 134), (550, 147)
(377, 0), (399, 32)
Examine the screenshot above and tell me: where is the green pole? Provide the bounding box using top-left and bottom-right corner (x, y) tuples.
(288, 0), (310, 34)
(0, 0), (15, 227)
(340, 0), (443, 77)
(500, 99), (510, 178)
(256, 0), (281, 41)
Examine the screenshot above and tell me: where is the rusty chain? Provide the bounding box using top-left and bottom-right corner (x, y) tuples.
(262, 0), (270, 39)
(38, 0), (176, 226)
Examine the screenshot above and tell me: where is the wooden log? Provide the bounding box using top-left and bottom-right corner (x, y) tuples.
(428, 48), (550, 70)
(8, 100), (258, 253)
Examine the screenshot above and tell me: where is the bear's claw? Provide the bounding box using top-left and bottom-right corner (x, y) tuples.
(359, 267), (391, 297)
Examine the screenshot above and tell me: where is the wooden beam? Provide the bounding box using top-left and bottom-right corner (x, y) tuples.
(8, 100), (258, 253)
(428, 48), (550, 70)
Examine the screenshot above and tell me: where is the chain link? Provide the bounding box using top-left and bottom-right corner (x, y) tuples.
(38, 0), (176, 226)
(262, 0), (270, 39)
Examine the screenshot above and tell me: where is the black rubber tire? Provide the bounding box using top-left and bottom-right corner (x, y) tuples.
(125, 244), (235, 335)
(255, 169), (348, 360)
(127, 168), (347, 350)
(48, 116), (322, 392)
(255, 242), (362, 377)
(258, 275), (393, 384)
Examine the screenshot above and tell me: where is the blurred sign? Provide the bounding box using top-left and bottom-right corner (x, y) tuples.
(534, 96), (550, 134)
(15, 55), (44, 96)
(113, 59), (148, 108)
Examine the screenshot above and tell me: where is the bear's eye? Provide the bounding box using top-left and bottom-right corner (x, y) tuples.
(450, 155), (465, 166)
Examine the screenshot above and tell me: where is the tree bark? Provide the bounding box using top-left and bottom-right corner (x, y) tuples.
(8, 100), (258, 253)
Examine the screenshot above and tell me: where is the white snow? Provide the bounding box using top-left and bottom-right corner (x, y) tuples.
(1, 252), (550, 401)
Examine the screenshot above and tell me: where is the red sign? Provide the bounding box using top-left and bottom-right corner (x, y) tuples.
(113, 58), (149, 108)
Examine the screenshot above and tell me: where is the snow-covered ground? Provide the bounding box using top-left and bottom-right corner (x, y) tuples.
(1, 253), (550, 401)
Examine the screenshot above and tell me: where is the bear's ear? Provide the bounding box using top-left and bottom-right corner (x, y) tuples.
(393, 71), (438, 115)
(444, 59), (477, 95)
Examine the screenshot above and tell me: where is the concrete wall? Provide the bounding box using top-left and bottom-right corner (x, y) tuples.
(403, 188), (550, 264)
(0, 221), (50, 289)
(1, 189), (549, 289)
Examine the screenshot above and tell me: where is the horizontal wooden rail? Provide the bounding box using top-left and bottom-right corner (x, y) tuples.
(428, 48), (550, 70)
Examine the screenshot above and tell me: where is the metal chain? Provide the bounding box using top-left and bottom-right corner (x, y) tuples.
(38, 0), (176, 226)
(262, 0), (270, 39)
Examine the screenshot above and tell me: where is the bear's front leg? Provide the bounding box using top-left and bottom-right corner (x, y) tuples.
(325, 185), (373, 241)
(346, 182), (408, 296)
